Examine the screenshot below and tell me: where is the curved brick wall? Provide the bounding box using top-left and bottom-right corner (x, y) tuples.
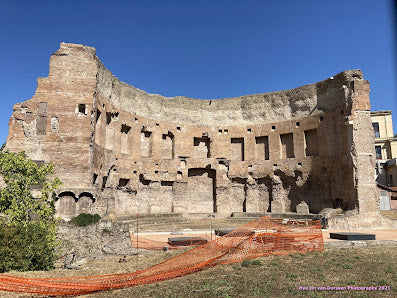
(5, 43), (378, 219)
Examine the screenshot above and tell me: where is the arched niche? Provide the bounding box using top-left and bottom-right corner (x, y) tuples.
(55, 191), (77, 219)
(77, 192), (95, 213)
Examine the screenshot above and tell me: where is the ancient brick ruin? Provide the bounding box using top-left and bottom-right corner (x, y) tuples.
(5, 43), (378, 220)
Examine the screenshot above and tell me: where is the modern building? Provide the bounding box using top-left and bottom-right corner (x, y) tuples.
(371, 110), (397, 209)
(371, 110), (397, 186)
(371, 111), (397, 160)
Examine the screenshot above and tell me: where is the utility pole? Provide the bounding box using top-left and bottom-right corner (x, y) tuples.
(210, 219), (213, 241)
(136, 213), (139, 270)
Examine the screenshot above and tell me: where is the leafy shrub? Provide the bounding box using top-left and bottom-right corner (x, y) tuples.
(0, 223), (57, 272)
(70, 213), (101, 227)
(0, 151), (61, 272)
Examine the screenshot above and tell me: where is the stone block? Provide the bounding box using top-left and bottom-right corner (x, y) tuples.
(271, 201), (286, 213)
(296, 201), (309, 215)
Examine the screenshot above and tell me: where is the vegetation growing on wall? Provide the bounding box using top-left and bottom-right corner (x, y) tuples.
(0, 151), (62, 272)
(70, 213), (101, 227)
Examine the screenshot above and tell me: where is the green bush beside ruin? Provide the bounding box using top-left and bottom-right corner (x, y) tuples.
(70, 213), (101, 227)
(0, 150), (62, 272)
(0, 222), (57, 272)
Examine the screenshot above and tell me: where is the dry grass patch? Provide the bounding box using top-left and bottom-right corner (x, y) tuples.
(1, 246), (396, 297)
(381, 210), (397, 220)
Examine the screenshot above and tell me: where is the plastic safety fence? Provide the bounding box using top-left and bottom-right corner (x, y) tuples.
(0, 216), (323, 296)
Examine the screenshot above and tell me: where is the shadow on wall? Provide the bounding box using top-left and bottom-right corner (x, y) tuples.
(273, 169), (333, 214)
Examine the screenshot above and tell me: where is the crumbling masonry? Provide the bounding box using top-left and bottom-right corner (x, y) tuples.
(5, 43), (378, 220)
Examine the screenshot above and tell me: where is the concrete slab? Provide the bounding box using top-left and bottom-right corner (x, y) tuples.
(322, 229), (396, 242)
(330, 232), (375, 241)
(168, 237), (208, 246)
(214, 228), (235, 236)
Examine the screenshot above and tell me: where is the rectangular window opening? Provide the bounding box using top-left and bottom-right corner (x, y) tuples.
(375, 146), (382, 160)
(36, 115), (47, 136)
(121, 124), (131, 154)
(50, 117), (59, 132)
(304, 129), (318, 156)
(118, 178), (130, 187)
(280, 133), (294, 158)
(162, 132), (175, 159)
(101, 176), (108, 190)
(231, 137), (245, 161)
(37, 102), (48, 114)
(141, 130), (153, 157)
(372, 122), (380, 138)
(193, 136), (211, 158)
(255, 136), (269, 160)
(78, 104), (87, 115)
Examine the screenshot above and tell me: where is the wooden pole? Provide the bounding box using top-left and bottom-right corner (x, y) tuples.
(136, 213), (139, 270)
(210, 219), (213, 241)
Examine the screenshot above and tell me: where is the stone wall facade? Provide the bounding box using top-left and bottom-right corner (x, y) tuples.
(5, 43), (378, 220)
(57, 220), (133, 259)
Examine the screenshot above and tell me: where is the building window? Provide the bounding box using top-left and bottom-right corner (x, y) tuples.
(304, 129), (318, 156)
(375, 146), (382, 159)
(141, 130), (153, 157)
(231, 137), (244, 161)
(37, 102), (48, 114)
(255, 136), (269, 160)
(162, 132), (175, 159)
(50, 117), (59, 132)
(193, 136), (211, 158)
(372, 122), (380, 138)
(78, 104), (87, 115)
(280, 133), (294, 158)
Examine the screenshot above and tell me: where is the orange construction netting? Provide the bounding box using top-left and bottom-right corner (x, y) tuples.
(0, 216), (323, 296)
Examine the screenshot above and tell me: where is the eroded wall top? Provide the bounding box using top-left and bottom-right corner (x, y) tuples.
(93, 42), (366, 126)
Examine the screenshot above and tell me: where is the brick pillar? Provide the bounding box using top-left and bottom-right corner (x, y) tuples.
(348, 79), (378, 214)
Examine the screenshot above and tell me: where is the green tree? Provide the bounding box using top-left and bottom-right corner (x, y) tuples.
(0, 151), (62, 272)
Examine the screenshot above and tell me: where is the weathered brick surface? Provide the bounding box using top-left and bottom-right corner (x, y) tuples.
(5, 43), (378, 220)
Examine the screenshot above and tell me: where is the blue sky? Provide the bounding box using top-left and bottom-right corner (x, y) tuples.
(0, 0), (396, 144)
